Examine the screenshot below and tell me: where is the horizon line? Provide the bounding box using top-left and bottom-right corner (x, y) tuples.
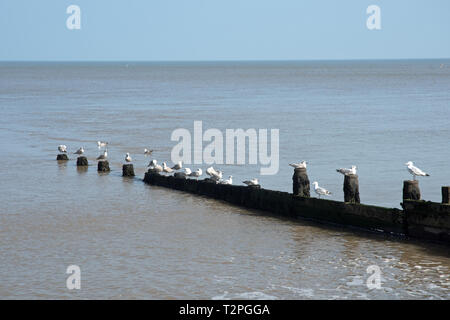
(1, 57), (450, 63)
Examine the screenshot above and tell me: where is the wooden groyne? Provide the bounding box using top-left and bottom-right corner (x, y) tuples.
(143, 171), (450, 245)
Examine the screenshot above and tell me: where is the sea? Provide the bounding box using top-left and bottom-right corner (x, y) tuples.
(0, 60), (449, 299)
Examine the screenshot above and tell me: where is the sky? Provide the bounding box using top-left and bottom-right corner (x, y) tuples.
(0, 0), (449, 61)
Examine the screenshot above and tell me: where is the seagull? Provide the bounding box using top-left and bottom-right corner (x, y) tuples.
(148, 159), (157, 167)
(220, 176), (233, 185)
(336, 165), (357, 176)
(125, 153), (132, 163)
(312, 181), (332, 198)
(96, 149), (108, 160)
(289, 161), (307, 169)
(206, 166), (223, 181)
(144, 148), (153, 156)
(184, 168), (192, 176)
(243, 178), (259, 186)
(189, 168), (202, 179)
(97, 141), (108, 149)
(171, 161), (182, 170)
(162, 162), (174, 173)
(405, 161), (430, 180)
(58, 145), (67, 153)
(73, 147), (84, 155)
(152, 163), (163, 173)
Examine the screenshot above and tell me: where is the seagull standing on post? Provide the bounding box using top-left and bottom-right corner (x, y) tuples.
(125, 153), (132, 163)
(97, 149), (108, 160)
(405, 161), (430, 180)
(336, 165), (357, 176)
(289, 161), (307, 169)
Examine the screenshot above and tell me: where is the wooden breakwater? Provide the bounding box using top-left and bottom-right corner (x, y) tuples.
(144, 172), (407, 235)
(402, 200), (450, 243)
(144, 172), (450, 245)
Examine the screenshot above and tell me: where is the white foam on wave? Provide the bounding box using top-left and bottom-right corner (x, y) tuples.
(212, 291), (278, 300)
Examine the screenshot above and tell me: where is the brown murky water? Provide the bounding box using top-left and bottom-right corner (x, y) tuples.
(0, 61), (449, 299)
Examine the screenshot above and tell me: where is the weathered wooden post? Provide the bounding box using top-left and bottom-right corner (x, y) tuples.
(97, 160), (110, 172)
(403, 180), (421, 201)
(292, 168), (310, 197)
(76, 156), (88, 166)
(343, 174), (360, 203)
(122, 164), (135, 177)
(442, 186), (450, 204)
(56, 154), (69, 161)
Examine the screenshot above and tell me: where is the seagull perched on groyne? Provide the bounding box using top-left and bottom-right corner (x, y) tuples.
(336, 165), (357, 176)
(149, 161), (163, 173)
(162, 162), (174, 173)
(171, 161), (182, 170)
(96, 149), (108, 160)
(125, 153), (132, 163)
(289, 161), (307, 169)
(220, 176), (233, 185)
(243, 178), (259, 186)
(206, 166), (222, 181)
(73, 147), (84, 155)
(312, 181), (331, 198)
(184, 168), (192, 176)
(189, 168), (202, 179)
(405, 161), (430, 180)
(58, 145), (67, 153)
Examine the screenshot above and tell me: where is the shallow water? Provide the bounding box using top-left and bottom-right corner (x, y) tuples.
(0, 61), (449, 299)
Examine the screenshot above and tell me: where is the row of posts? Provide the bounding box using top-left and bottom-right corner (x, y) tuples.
(61, 154), (449, 203)
(293, 167), (450, 204)
(58, 155), (135, 177)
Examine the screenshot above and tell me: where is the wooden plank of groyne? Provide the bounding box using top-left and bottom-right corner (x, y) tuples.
(143, 172), (405, 236)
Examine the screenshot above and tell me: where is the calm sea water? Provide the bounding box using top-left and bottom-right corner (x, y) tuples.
(0, 60), (449, 299)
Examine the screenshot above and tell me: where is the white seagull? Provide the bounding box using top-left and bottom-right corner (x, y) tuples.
(162, 162), (174, 174)
(58, 145), (67, 153)
(405, 161), (430, 180)
(336, 165), (357, 176)
(312, 181), (332, 198)
(148, 159), (158, 167)
(243, 178), (259, 186)
(125, 153), (132, 163)
(206, 166), (223, 181)
(144, 148), (153, 156)
(184, 168), (192, 176)
(289, 161), (308, 169)
(152, 163), (163, 173)
(97, 141), (108, 149)
(171, 161), (182, 170)
(73, 147), (84, 155)
(220, 176), (233, 185)
(189, 168), (202, 179)
(96, 149), (108, 160)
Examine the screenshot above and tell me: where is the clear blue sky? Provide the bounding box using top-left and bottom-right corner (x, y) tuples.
(1, 0), (449, 61)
